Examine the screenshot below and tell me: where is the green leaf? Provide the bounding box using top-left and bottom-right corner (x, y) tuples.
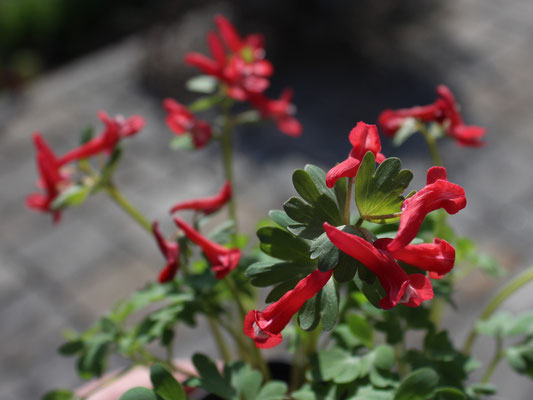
(228, 362), (262, 400)
(394, 368), (439, 400)
(192, 353), (236, 399)
(185, 75), (218, 94)
(246, 260), (314, 287)
(424, 331), (456, 362)
(431, 387), (466, 400)
(256, 226), (313, 265)
(256, 381), (288, 400)
(266, 278), (299, 303)
(312, 348), (352, 381)
(169, 135), (195, 151)
(347, 314), (373, 348)
(118, 387), (159, 400)
(58, 340), (83, 356)
(506, 343), (533, 377)
(79, 125), (94, 144)
(392, 118), (418, 146)
(51, 184), (90, 210)
(310, 232), (340, 272)
(150, 363), (186, 400)
(353, 269), (384, 309)
(268, 209), (297, 230)
(320, 279), (339, 331)
(351, 386), (394, 400)
(298, 294), (320, 331)
(284, 197), (315, 223)
(355, 152), (413, 224)
(43, 389), (81, 400)
(188, 94), (224, 112)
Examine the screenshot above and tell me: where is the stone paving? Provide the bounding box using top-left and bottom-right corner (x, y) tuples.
(1, 1), (533, 398)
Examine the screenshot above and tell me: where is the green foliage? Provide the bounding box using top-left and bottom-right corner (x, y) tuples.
(117, 364), (186, 400)
(169, 135), (195, 151)
(186, 354), (287, 400)
(51, 184), (91, 210)
(42, 389), (81, 400)
(393, 368), (438, 400)
(354, 152), (413, 224)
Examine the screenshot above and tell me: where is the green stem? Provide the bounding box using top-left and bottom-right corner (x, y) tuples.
(80, 364), (137, 399)
(463, 267), (533, 354)
(419, 124), (443, 166)
(106, 184), (152, 233)
(481, 337), (503, 383)
(344, 177), (354, 225)
(207, 316), (232, 363)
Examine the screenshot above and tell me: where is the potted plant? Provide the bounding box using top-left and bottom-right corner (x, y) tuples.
(28, 15), (533, 400)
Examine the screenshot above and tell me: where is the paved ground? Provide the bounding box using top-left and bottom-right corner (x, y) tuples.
(2, 1), (533, 398)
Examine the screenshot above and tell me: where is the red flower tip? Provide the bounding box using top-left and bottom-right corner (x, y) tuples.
(170, 181), (231, 215)
(386, 167), (466, 253)
(244, 269), (333, 348)
(152, 221), (180, 283)
(27, 133), (68, 223)
(326, 122), (386, 188)
(248, 89), (302, 137)
(214, 14), (243, 52)
(173, 217), (240, 279)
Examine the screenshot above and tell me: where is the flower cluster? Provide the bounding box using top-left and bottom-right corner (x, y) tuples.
(378, 84), (486, 147)
(26, 111), (144, 222)
(244, 124), (467, 349)
(152, 181), (238, 282)
(184, 15), (301, 137)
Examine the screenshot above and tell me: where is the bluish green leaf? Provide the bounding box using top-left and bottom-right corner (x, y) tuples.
(185, 75), (218, 94)
(394, 368), (439, 400)
(118, 387), (159, 400)
(320, 279), (339, 331)
(347, 314), (373, 348)
(150, 363), (186, 400)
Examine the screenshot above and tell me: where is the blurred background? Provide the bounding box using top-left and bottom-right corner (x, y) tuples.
(1, 0), (533, 398)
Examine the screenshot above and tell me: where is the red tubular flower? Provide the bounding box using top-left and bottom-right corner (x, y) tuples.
(375, 238), (455, 279)
(26, 133), (69, 223)
(59, 111), (144, 165)
(170, 182), (231, 215)
(323, 223), (433, 310)
(435, 85), (486, 147)
(386, 166), (466, 253)
(378, 104), (441, 136)
(174, 217), (240, 279)
(326, 122), (386, 188)
(244, 269), (333, 349)
(249, 89), (302, 137)
(184, 15), (273, 101)
(163, 98), (213, 148)
(377, 85), (486, 147)
(152, 221), (180, 283)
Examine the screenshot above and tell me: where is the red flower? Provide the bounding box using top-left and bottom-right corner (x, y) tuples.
(323, 223), (433, 309)
(326, 122), (386, 188)
(185, 15), (273, 101)
(375, 237), (455, 280)
(174, 217), (241, 279)
(386, 167), (466, 253)
(378, 104), (440, 136)
(434, 85), (486, 147)
(170, 181), (231, 215)
(59, 111), (144, 165)
(26, 133), (69, 223)
(244, 269), (333, 349)
(152, 221), (180, 283)
(162, 99), (213, 148)
(377, 85), (486, 147)
(248, 89), (302, 137)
